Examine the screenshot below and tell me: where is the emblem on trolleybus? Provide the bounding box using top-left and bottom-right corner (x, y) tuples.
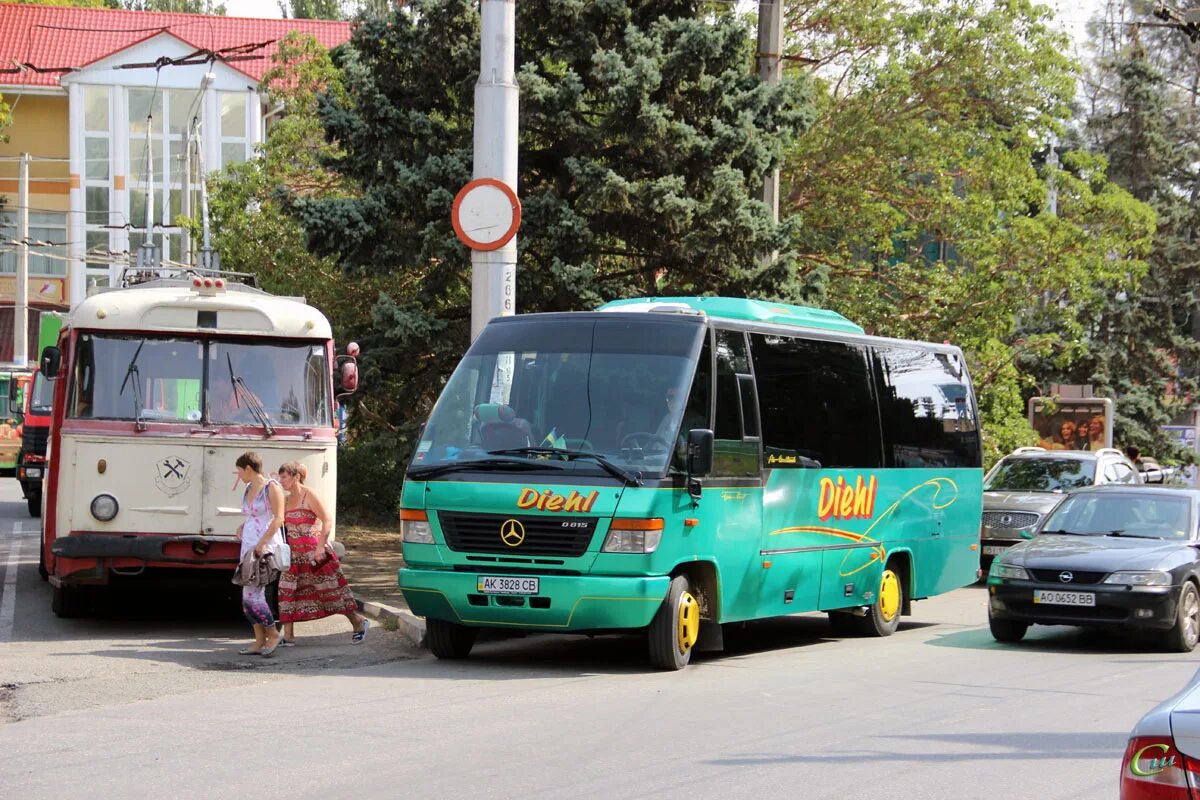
(500, 519), (526, 547)
(154, 456), (192, 497)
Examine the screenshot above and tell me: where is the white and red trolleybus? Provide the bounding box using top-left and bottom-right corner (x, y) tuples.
(37, 271), (358, 617)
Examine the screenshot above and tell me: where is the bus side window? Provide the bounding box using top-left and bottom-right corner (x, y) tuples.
(713, 329), (759, 477)
(873, 346), (980, 468)
(749, 334), (883, 469)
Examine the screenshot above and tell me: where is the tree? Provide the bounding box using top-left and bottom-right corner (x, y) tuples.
(777, 0), (1155, 464)
(279, 0), (345, 20)
(107, 0), (227, 14)
(288, 0), (813, 513)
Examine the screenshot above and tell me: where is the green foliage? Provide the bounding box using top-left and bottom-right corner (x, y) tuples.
(289, 0), (813, 511)
(0, 0), (107, 6)
(106, 0), (227, 12)
(780, 0), (1155, 467)
(280, 0), (345, 20)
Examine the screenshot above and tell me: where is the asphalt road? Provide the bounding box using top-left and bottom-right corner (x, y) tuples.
(2, 477), (1197, 800)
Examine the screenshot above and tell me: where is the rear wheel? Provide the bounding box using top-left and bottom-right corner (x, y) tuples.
(988, 612), (1028, 643)
(37, 538), (47, 581)
(426, 618), (477, 659)
(854, 565), (904, 637)
(27, 492), (40, 518)
(1164, 582), (1200, 653)
(648, 574), (700, 670)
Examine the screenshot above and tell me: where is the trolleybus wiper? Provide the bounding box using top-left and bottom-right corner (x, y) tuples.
(408, 457), (567, 481)
(119, 338), (147, 431)
(489, 447), (643, 486)
(226, 354), (275, 437)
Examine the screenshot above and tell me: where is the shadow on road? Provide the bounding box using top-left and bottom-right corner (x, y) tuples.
(925, 623), (1178, 655)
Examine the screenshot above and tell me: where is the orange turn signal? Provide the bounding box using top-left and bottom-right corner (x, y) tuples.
(609, 517), (665, 531)
(399, 508), (428, 522)
(683, 518), (699, 527)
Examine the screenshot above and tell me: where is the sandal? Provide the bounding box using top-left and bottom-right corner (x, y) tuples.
(238, 647), (261, 656)
(260, 637), (282, 657)
(352, 618), (370, 645)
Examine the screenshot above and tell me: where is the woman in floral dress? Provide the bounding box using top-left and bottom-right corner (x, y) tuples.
(276, 461), (369, 644)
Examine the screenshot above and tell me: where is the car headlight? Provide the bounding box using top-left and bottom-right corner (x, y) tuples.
(400, 510), (434, 544)
(991, 563), (1029, 580)
(90, 493), (118, 522)
(602, 519), (664, 553)
(1103, 571), (1171, 588)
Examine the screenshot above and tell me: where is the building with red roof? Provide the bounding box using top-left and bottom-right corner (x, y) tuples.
(0, 4), (353, 356)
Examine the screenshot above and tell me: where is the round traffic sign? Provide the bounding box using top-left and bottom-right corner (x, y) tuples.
(451, 178), (522, 251)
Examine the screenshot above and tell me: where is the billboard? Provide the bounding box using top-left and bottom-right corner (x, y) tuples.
(1029, 397), (1114, 452)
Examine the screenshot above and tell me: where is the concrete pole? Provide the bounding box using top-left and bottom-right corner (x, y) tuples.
(14, 153), (29, 367)
(470, 0), (519, 341)
(757, 0), (783, 224)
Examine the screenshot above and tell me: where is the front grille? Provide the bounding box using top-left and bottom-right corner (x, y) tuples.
(1005, 601), (1128, 623)
(982, 511), (1040, 530)
(1029, 569), (1108, 584)
(438, 511), (598, 557)
(21, 425), (48, 457)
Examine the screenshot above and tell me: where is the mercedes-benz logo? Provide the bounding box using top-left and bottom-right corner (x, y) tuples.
(500, 519), (525, 547)
(1059, 571), (1074, 583)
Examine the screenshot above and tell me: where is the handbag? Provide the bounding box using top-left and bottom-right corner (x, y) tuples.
(276, 541), (292, 570)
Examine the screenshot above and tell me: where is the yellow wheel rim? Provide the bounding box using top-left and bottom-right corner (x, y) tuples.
(677, 591), (700, 652)
(879, 569), (901, 622)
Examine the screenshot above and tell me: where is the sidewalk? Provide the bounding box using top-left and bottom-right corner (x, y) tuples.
(337, 522), (427, 648)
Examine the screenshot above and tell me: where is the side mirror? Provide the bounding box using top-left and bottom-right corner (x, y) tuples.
(40, 346), (61, 380)
(339, 361), (359, 393)
(687, 428), (714, 477)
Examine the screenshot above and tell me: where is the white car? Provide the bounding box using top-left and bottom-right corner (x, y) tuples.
(1120, 666), (1200, 797)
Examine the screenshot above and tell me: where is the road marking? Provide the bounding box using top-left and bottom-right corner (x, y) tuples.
(0, 535), (21, 642)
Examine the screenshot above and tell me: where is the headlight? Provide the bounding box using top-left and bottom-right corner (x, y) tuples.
(90, 493), (118, 522)
(602, 519), (665, 553)
(1103, 571), (1171, 587)
(991, 563), (1029, 580)
(400, 510), (434, 544)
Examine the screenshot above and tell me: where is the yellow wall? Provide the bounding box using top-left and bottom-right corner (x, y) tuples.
(0, 94), (71, 212)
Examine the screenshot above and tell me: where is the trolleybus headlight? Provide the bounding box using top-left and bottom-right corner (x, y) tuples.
(90, 493), (119, 522)
(602, 519), (665, 553)
(400, 509), (434, 544)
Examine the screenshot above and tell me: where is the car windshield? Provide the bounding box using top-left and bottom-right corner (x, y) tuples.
(68, 334), (330, 427)
(1041, 493), (1194, 540)
(412, 315), (706, 479)
(984, 457), (1095, 492)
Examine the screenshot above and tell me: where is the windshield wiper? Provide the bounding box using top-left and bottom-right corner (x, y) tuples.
(1040, 529), (1084, 536)
(489, 447), (643, 486)
(226, 354), (274, 437)
(119, 339), (146, 431)
(408, 457), (567, 481)
(1104, 530), (1158, 539)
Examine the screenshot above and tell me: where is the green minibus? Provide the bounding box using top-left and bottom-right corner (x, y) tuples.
(399, 297), (983, 669)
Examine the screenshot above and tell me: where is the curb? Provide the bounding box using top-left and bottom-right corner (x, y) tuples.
(355, 596), (427, 649)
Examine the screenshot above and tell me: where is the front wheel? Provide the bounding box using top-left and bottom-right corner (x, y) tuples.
(648, 574), (700, 670)
(1164, 582), (1200, 653)
(854, 565), (904, 637)
(988, 613), (1028, 643)
(426, 618), (478, 659)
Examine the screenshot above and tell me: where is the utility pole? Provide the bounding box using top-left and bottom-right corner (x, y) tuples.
(757, 0), (783, 224)
(469, 0), (519, 341)
(14, 153), (29, 367)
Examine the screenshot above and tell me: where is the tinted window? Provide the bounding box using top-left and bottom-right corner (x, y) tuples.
(985, 457), (1096, 491)
(874, 346), (980, 468)
(750, 334), (882, 469)
(714, 329), (759, 477)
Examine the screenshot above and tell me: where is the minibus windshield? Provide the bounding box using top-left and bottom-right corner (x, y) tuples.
(412, 316), (706, 479)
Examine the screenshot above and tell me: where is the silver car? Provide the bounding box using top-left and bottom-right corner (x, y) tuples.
(1120, 666), (1200, 797)
(981, 446), (1141, 570)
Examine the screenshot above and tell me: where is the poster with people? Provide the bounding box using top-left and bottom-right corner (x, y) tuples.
(1029, 397), (1113, 452)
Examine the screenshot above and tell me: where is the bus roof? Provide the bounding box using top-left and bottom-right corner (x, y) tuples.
(597, 296), (865, 335)
(68, 280), (332, 339)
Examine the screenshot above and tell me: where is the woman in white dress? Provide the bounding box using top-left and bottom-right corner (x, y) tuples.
(234, 451), (286, 656)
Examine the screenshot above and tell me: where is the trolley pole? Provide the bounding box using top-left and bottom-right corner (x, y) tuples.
(470, 0), (519, 341)
(14, 153), (29, 367)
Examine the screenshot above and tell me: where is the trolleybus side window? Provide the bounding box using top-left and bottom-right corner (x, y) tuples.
(749, 334), (883, 469)
(873, 345), (980, 468)
(713, 329), (759, 477)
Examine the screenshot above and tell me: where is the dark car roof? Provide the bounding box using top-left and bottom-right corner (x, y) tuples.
(1067, 484), (1200, 499)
